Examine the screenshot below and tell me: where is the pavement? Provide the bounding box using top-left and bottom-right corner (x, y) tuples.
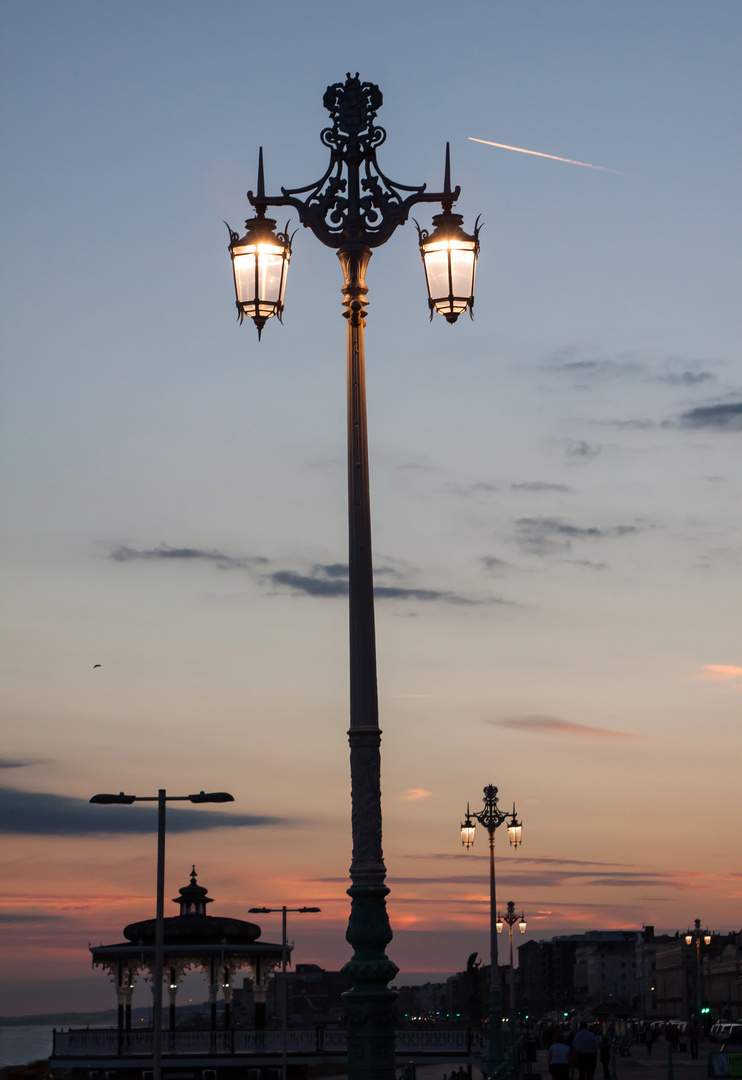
(311, 1043), (716, 1080)
(402, 1044), (713, 1080)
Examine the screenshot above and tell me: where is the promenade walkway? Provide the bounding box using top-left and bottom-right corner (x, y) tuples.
(315, 1042), (715, 1080)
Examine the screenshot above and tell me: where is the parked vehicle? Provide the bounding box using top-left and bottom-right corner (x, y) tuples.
(721, 1024), (742, 1049)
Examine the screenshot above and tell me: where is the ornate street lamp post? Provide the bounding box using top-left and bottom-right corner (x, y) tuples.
(497, 901), (526, 1055)
(227, 73), (480, 1080)
(90, 790), (234, 1080)
(684, 918), (711, 1017)
(461, 786), (522, 1074)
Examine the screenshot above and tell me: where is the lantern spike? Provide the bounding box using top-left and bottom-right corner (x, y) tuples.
(442, 142), (454, 212)
(257, 147), (266, 200)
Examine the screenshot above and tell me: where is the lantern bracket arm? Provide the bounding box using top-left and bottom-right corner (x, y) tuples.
(250, 183), (460, 251)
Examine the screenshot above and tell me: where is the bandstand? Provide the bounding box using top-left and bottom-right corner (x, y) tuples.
(90, 868), (285, 1035)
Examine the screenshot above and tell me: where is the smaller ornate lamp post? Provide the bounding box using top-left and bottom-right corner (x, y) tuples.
(497, 901), (527, 1053)
(684, 918), (711, 1017)
(248, 906), (321, 1080)
(460, 785), (522, 1073)
(91, 789), (234, 1080)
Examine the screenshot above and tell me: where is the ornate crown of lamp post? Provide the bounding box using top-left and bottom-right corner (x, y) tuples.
(226, 74), (480, 1080)
(460, 786), (522, 1074)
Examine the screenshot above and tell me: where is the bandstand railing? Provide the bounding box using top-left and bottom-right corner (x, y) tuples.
(52, 1026), (489, 1059)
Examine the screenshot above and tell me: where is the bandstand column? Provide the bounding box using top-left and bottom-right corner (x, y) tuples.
(168, 978), (178, 1032)
(208, 983), (219, 1032)
(223, 982), (233, 1031)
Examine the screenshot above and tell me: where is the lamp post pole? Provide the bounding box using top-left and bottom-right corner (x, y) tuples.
(497, 901), (526, 1058)
(460, 786), (522, 1075)
(248, 905), (321, 1080)
(227, 73), (480, 1080)
(91, 789), (235, 1080)
(684, 919), (711, 1018)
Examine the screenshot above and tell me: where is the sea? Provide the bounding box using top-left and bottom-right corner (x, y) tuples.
(0, 1026), (56, 1068)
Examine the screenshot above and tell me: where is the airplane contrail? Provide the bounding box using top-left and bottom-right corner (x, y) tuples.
(469, 137), (623, 174)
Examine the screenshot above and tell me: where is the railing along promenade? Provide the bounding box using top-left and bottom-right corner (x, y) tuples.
(52, 1026), (488, 1059)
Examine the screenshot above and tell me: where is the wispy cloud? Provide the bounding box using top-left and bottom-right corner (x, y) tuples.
(110, 547), (491, 606)
(511, 482), (572, 493)
(0, 787), (287, 836)
(447, 481), (500, 498)
(659, 371), (715, 386)
(490, 716), (648, 742)
(694, 664), (742, 688)
(403, 789), (432, 801)
(678, 402), (742, 431)
(480, 556), (511, 576)
(515, 516), (641, 555)
(566, 440), (601, 461)
(0, 758), (38, 769)
(110, 545), (268, 570)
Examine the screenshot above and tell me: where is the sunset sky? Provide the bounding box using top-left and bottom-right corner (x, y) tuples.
(1, 1), (740, 1017)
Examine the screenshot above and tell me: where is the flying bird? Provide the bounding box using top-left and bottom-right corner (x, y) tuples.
(93, 664), (101, 669)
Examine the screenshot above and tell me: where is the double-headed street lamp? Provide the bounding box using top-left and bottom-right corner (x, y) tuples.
(461, 785), (522, 1073)
(684, 918), (711, 1017)
(90, 789), (234, 1080)
(248, 906), (321, 1080)
(227, 73), (480, 1080)
(497, 901), (527, 1049)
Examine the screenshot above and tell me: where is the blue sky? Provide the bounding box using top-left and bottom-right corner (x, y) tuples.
(1, 0), (740, 1015)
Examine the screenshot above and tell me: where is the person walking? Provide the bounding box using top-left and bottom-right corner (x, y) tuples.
(548, 1032), (573, 1080)
(599, 1034), (611, 1080)
(644, 1025), (654, 1056)
(689, 1017), (700, 1060)
(572, 1021), (599, 1080)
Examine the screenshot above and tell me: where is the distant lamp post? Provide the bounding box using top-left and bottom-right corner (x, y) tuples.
(90, 789), (234, 1080)
(497, 901), (527, 1051)
(460, 785), (523, 1072)
(248, 906), (321, 1080)
(227, 72), (480, 1080)
(684, 918), (712, 1016)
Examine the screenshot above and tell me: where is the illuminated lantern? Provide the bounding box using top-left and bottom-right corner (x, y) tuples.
(461, 805), (476, 848)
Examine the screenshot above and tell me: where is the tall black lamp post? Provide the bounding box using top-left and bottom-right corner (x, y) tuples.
(90, 789), (235, 1080)
(461, 785), (522, 1073)
(226, 73), (480, 1080)
(684, 918), (711, 1017)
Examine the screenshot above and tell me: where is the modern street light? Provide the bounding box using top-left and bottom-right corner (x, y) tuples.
(227, 73), (480, 1080)
(497, 901), (526, 1055)
(90, 789), (234, 1080)
(461, 785), (522, 1073)
(684, 918), (712, 1017)
(248, 906), (321, 1080)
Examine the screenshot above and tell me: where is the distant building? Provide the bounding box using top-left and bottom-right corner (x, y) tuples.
(654, 931), (741, 1021)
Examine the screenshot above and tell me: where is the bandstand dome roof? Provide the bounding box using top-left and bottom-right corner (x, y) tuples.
(122, 867), (262, 946)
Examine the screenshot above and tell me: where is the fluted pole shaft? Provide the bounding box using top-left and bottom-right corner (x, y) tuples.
(338, 243), (398, 1080)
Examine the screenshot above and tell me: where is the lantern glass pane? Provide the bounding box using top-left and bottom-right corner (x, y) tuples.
(685, 934), (693, 945)
(508, 823), (522, 847)
(423, 244), (451, 302)
(519, 920), (527, 934)
(704, 934), (711, 945)
(448, 243), (476, 298)
(256, 244), (286, 307)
